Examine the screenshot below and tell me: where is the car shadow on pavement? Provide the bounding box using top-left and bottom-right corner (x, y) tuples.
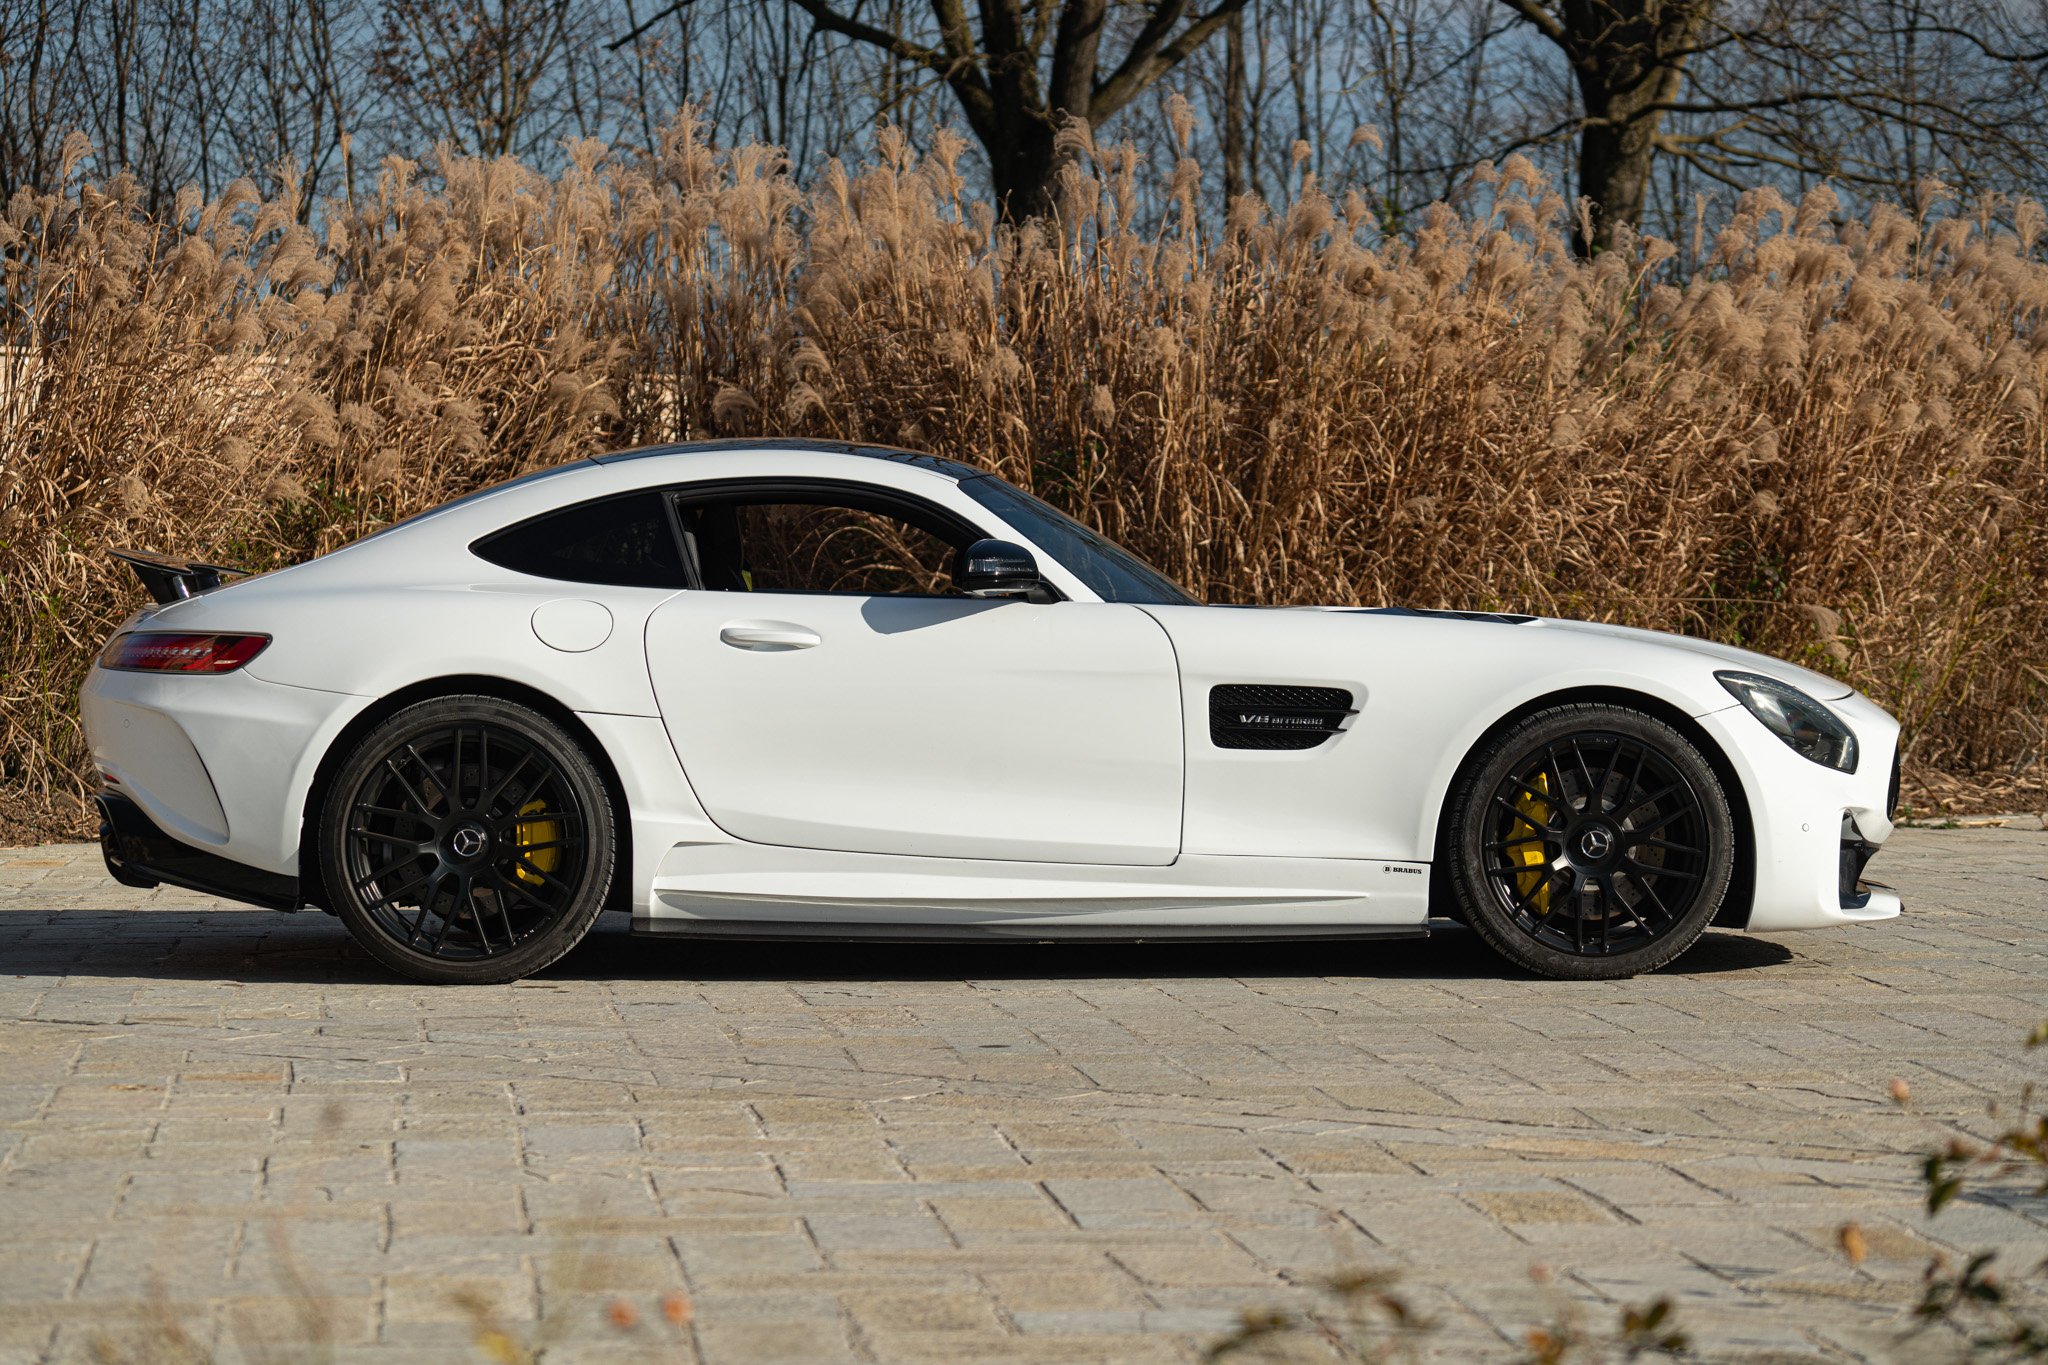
(557, 920), (1795, 982)
(0, 908), (1793, 985)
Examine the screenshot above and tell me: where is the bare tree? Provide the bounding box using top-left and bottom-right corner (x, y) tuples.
(372, 0), (578, 158)
(1161, 0), (1527, 229)
(0, 0), (80, 198)
(1497, 0), (2048, 251)
(1667, 0), (2048, 209)
(1220, 6), (1246, 201)
(231, 0), (365, 213)
(608, 0), (907, 172)
(1493, 0), (1712, 250)
(754, 0), (1254, 218)
(4, 0), (2045, 252)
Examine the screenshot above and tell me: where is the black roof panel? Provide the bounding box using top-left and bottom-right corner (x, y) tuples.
(592, 438), (984, 480)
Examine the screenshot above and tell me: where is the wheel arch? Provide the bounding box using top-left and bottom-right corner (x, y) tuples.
(296, 674), (634, 914)
(1425, 685), (1755, 929)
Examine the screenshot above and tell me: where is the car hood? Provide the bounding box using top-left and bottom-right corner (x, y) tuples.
(1322, 606), (1855, 701)
(1524, 618), (1853, 699)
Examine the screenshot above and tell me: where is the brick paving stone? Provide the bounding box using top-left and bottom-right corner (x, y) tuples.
(1, 826), (2045, 1361)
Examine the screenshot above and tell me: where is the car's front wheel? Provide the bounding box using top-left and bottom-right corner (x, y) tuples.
(1444, 703), (1735, 980)
(319, 695), (616, 984)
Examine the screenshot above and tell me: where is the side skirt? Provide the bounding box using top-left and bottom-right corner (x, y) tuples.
(632, 918), (1429, 944)
(643, 842), (1433, 931)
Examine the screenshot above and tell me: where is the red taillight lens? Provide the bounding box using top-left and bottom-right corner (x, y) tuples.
(98, 632), (271, 674)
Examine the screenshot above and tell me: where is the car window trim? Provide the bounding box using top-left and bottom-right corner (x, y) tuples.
(469, 487), (694, 590)
(661, 476), (1065, 601)
(659, 489), (703, 590)
(664, 478), (981, 542)
(954, 474), (1195, 606)
(470, 475), (1075, 601)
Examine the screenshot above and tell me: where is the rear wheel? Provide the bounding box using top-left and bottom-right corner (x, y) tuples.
(319, 696), (615, 984)
(1444, 703), (1735, 980)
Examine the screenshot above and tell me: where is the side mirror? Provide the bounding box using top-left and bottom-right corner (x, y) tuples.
(954, 539), (1045, 600)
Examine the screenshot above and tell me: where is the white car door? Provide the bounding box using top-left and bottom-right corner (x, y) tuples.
(642, 490), (1185, 865)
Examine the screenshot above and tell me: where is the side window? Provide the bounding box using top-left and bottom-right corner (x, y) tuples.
(677, 499), (960, 596)
(473, 491), (687, 588)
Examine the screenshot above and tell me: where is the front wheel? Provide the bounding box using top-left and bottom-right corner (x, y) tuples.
(1444, 703), (1736, 980)
(318, 696), (616, 984)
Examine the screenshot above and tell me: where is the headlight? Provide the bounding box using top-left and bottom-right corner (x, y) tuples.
(1716, 671), (1858, 772)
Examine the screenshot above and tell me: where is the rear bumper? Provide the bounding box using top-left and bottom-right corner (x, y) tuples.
(96, 791), (302, 911)
(80, 662), (370, 876)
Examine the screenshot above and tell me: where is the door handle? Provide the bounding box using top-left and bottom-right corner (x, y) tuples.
(719, 622), (821, 652)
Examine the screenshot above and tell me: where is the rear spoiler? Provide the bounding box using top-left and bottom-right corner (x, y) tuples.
(110, 548), (248, 604)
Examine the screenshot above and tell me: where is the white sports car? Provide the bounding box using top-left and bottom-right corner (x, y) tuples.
(83, 440), (1902, 984)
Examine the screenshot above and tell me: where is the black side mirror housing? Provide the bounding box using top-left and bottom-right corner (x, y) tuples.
(954, 539), (1047, 600)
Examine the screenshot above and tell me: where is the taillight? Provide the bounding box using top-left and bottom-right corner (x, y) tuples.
(98, 632), (271, 674)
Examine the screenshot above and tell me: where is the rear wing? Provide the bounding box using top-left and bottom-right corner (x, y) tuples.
(109, 548), (247, 604)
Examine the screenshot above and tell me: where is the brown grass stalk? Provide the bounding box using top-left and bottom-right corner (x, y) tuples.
(3, 110), (2044, 838)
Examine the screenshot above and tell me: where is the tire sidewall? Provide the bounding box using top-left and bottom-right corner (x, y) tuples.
(1448, 704), (1736, 980)
(319, 696), (615, 985)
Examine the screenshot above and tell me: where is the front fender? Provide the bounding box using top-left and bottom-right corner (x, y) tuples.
(1145, 605), (1746, 863)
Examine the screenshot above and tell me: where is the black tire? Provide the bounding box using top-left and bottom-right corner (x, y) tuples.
(319, 695), (616, 984)
(1444, 703), (1735, 980)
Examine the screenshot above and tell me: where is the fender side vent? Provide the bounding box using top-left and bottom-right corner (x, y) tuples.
(1210, 684), (1356, 750)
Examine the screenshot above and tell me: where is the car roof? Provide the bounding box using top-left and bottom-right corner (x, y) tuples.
(592, 438), (986, 481)
(327, 444), (991, 560)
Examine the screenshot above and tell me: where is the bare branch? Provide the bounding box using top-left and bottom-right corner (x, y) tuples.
(1092, 0), (1252, 123)
(1494, 0), (1567, 48)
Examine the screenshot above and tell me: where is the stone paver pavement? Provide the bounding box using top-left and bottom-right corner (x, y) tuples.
(1, 827), (2046, 1362)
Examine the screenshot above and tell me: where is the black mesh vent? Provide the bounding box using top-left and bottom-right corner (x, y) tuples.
(1840, 835), (1880, 906)
(1210, 684), (1356, 750)
(1887, 746), (1902, 820)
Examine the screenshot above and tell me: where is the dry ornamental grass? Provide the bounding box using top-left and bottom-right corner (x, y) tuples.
(2, 108), (2044, 840)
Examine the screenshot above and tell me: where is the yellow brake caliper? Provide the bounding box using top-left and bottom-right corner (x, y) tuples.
(513, 799), (560, 886)
(1510, 773), (1552, 915)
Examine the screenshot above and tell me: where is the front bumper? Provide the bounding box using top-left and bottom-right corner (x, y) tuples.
(1697, 689), (1903, 932)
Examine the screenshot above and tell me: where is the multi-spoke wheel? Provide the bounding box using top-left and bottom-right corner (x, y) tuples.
(319, 696), (616, 984)
(1445, 703), (1735, 979)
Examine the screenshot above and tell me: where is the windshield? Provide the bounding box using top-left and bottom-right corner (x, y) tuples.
(958, 476), (1198, 606)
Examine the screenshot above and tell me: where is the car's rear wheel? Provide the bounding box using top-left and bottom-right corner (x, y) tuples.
(319, 696), (615, 984)
(1444, 703), (1735, 980)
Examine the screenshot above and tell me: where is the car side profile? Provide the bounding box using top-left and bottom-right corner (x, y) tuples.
(82, 439), (1902, 984)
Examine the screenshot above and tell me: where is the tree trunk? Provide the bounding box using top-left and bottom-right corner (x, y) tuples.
(1505, 0), (1712, 254)
(1574, 94), (1664, 251)
(1223, 8), (1247, 202)
(989, 119), (1059, 221)
(787, 0), (1247, 224)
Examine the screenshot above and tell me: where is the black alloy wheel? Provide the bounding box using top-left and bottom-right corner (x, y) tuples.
(1445, 703), (1735, 979)
(319, 696), (615, 984)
